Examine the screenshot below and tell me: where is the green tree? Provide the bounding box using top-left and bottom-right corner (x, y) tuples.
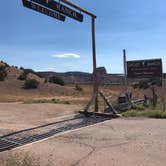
(75, 84), (83, 91)
(48, 76), (64, 86)
(0, 66), (7, 81)
(24, 79), (39, 89)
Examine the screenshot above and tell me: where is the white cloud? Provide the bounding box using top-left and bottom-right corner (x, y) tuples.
(51, 53), (80, 59)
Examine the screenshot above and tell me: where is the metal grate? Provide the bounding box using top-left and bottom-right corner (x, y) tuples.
(0, 116), (110, 152)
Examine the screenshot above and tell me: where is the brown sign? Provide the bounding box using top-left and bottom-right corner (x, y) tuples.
(127, 59), (162, 78)
(22, 0), (65, 21)
(31, 0), (83, 22)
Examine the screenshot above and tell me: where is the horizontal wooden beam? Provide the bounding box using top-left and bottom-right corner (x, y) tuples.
(61, 0), (96, 18)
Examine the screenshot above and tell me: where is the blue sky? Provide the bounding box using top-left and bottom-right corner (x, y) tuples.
(0, 0), (166, 73)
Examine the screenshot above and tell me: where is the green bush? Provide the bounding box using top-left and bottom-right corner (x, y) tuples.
(132, 78), (162, 90)
(132, 80), (149, 89)
(150, 78), (162, 87)
(18, 68), (42, 81)
(75, 84), (83, 91)
(0, 66), (7, 81)
(0, 61), (9, 67)
(51, 98), (70, 104)
(18, 73), (27, 80)
(132, 83), (139, 89)
(24, 69), (42, 78)
(48, 76), (64, 86)
(122, 110), (166, 119)
(23, 98), (70, 104)
(24, 79), (39, 89)
(44, 78), (47, 83)
(139, 80), (149, 89)
(131, 104), (145, 110)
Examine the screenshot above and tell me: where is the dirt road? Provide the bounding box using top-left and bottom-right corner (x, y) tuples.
(0, 103), (166, 166)
(17, 118), (166, 166)
(0, 103), (81, 136)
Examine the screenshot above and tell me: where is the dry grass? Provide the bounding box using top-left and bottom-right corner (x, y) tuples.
(23, 98), (70, 105)
(0, 152), (52, 166)
(122, 110), (166, 119)
(122, 101), (166, 118)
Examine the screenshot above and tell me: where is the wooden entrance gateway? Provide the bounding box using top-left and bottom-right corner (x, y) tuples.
(22, 0), (118, 117)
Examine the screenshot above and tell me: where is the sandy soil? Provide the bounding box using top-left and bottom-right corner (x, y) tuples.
(1, 117), (166, 166)
(0, 103), (81, 136)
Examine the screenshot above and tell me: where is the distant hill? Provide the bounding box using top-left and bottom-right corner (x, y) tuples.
(38, 67), (124, 84)
(0, 61), (124, 90)
(0, 61), (76, 101)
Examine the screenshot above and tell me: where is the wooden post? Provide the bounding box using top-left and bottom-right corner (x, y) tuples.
(61, 0), (98, 112)
(161, 60), (165, 111)
(92, 17), (98, 112)
(162, 74), (165, 111)
(123, 49), (128, 95)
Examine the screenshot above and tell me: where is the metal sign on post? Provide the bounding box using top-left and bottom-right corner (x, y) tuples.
(30, 0), (83, 22)
(22, 0), (66, 21)
(126, 58), (165, 112)
(127, 59), (162, 78)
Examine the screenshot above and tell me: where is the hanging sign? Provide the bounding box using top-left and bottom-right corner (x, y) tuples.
(22, 0), (66, 21)
(31, 0), (83, 22)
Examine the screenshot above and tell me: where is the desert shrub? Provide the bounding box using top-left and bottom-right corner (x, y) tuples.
(18, 72), (27, 80)
(0, 61), (9, 67)
(51, 98), (70, 104)
(122, 110), (166, 119)
(24, 79), (39, 89)
(75, 84), (83, 91)
(132, 81), (149, 89)
(0, 70), (7, 81)
(132, 83), (139, 89)
(44, 78), (47, 83)
(23, 69), (42, 78)
(0, 66), (6, 70)
(133, 78), (162, 90)
(131, 104), (145, 110)
(48, 76), (64, 86)
(150, 78), (162, 87)
(138, 80), (149, 89)
(11, 65), (18, 69)
(18, 68), (42, 80)
(24, 69), (42, 77)
(0, 66), (7, 81)
(18, 71), (30, 80)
